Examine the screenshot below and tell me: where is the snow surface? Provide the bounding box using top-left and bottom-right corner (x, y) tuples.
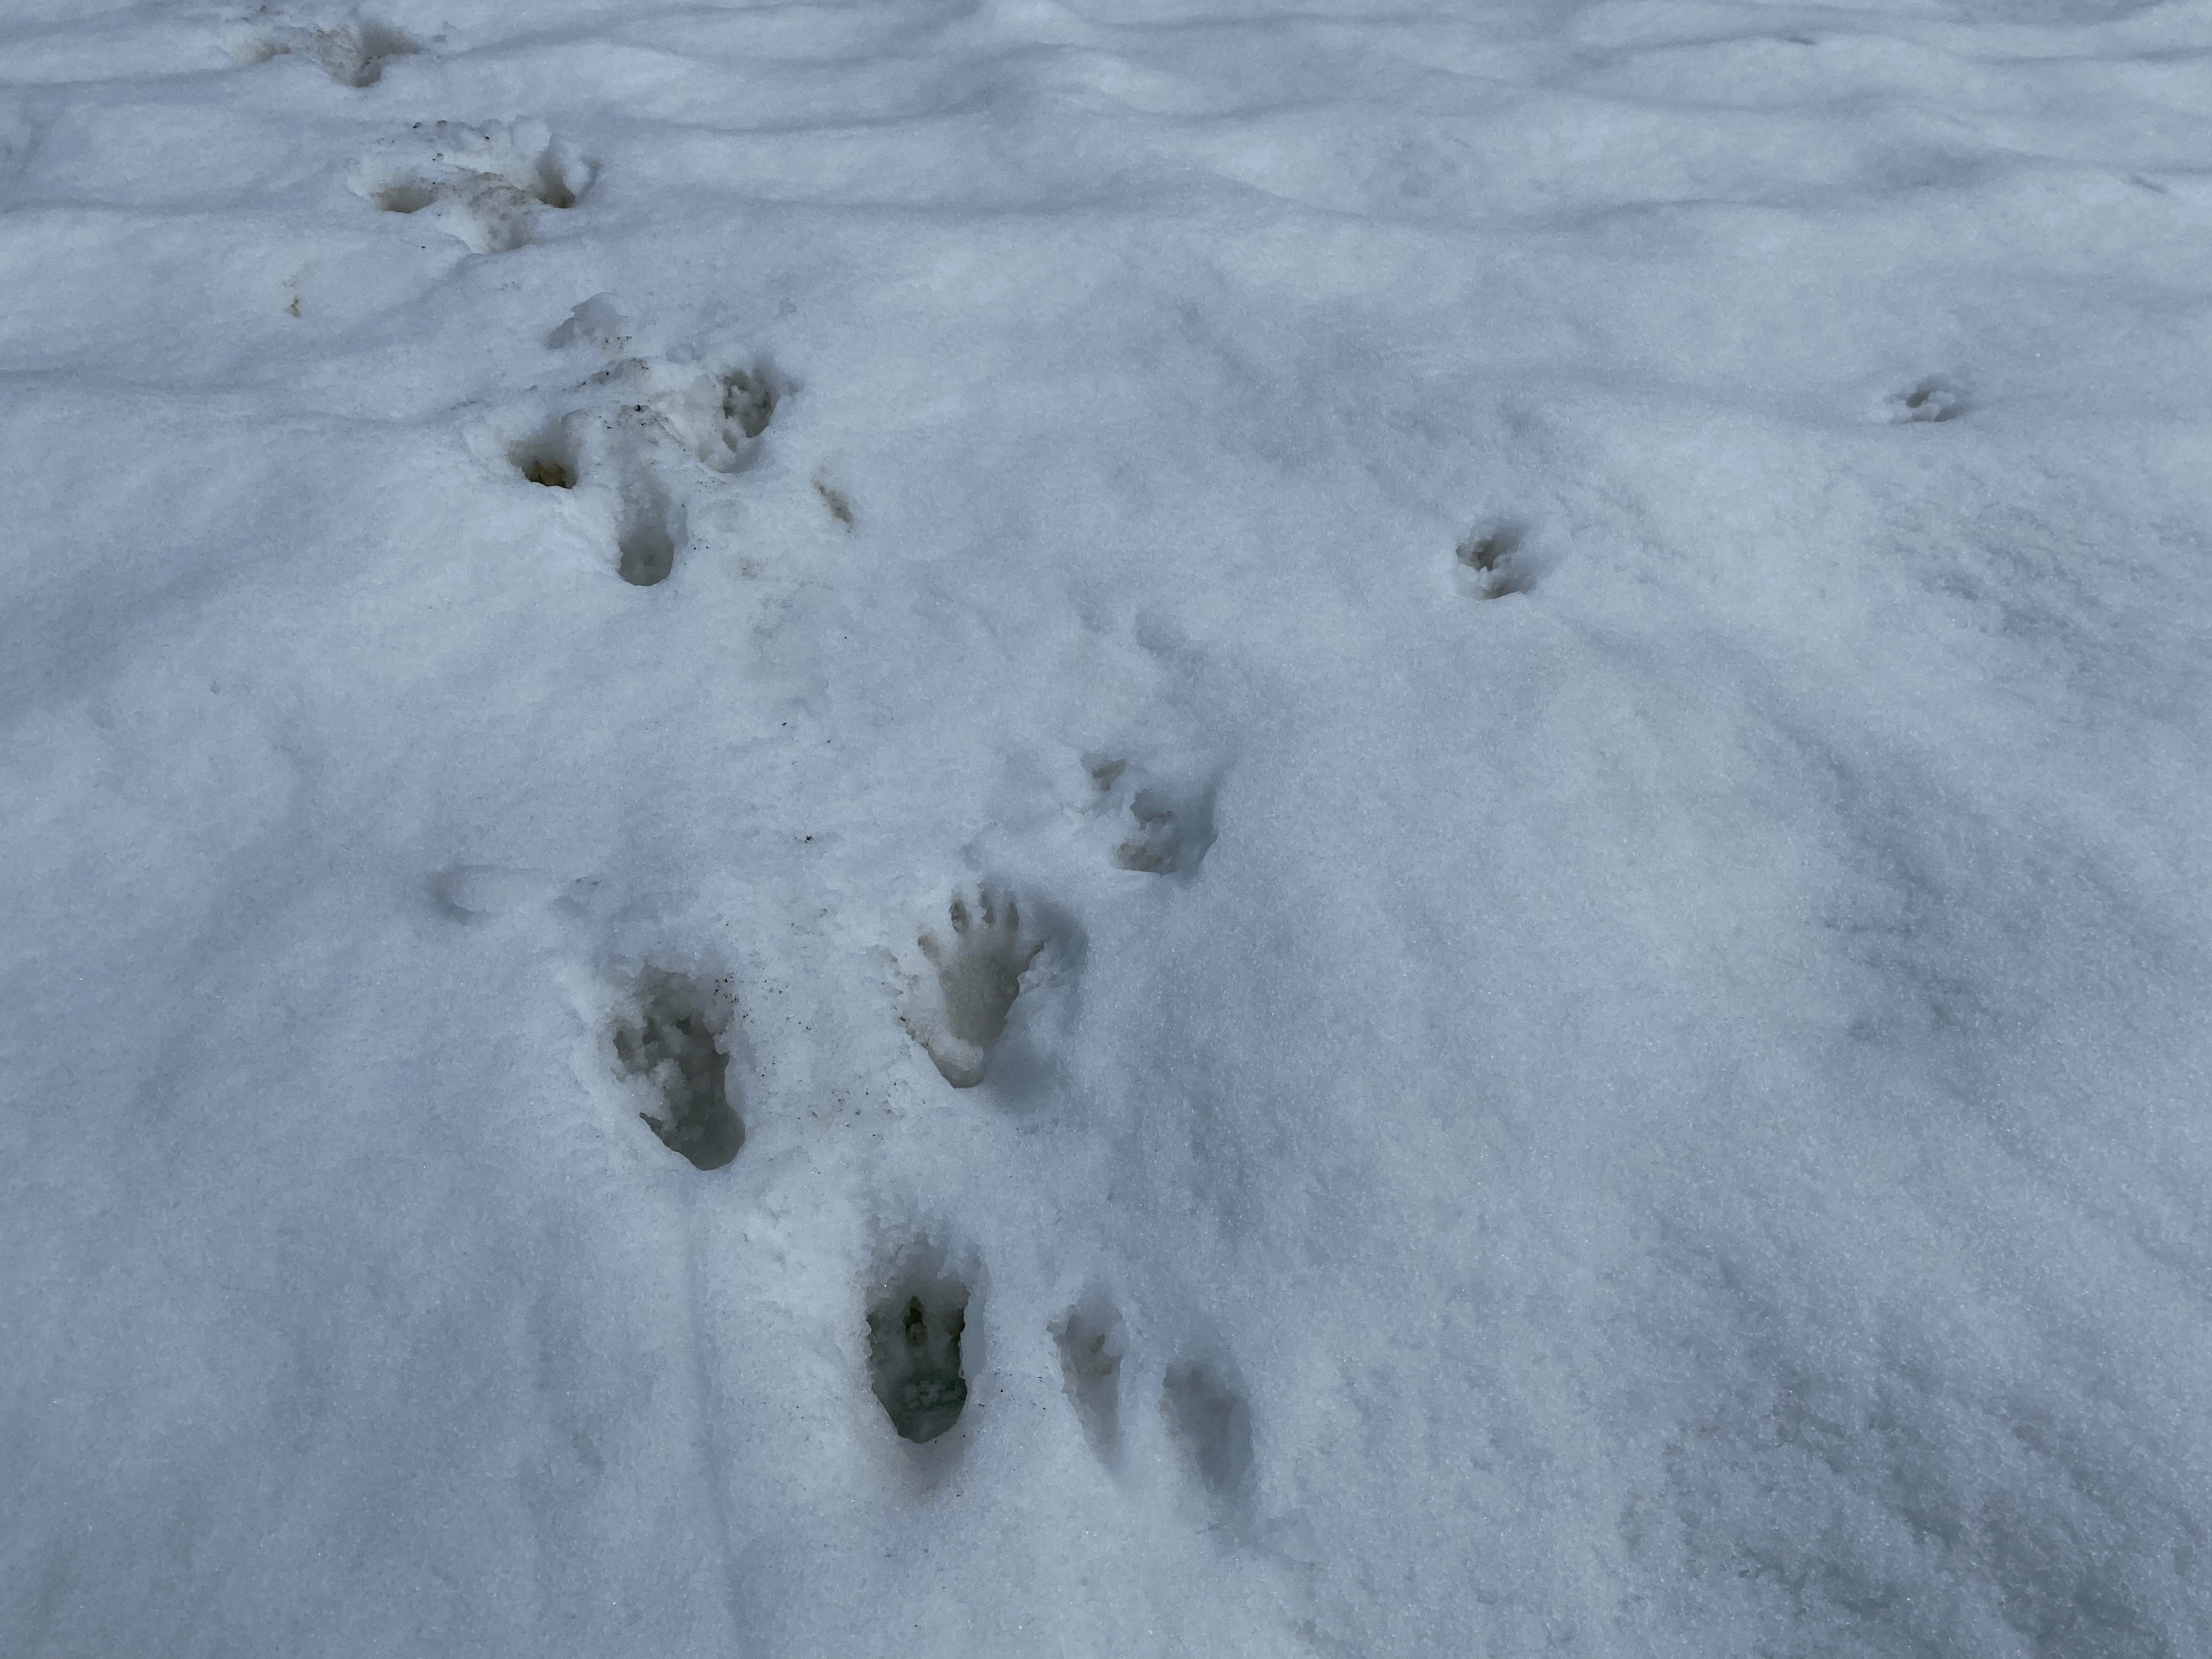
(4, 0), (2211, 1652)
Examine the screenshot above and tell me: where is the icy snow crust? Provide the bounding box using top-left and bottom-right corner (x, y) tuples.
(3, 0), (2211, 1652)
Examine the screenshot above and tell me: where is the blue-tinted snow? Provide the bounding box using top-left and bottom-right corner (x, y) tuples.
(3, 0), (2209, 1653)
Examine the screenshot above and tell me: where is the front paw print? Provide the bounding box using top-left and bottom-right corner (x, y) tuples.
(902, 887), (1045, 1087)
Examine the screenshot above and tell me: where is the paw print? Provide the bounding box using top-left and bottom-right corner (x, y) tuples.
(235, 19), (418, 88)
(902, 887), (1045, 1087)
(1888, 376), (1967, 424)
(1084, 754), (1220, 876)
(612, 970), (743, 1170)
(1454, 523), (1532, 599)
(868, 1291), (969, 1443)
(355, 120), (589, 254)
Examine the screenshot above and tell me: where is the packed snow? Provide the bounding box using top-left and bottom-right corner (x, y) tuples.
(3, 0), (2210, 1652)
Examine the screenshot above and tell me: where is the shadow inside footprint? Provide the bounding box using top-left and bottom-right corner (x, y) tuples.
(1163, 1362), (1254, 1513)
(511, 416), (582, 489)
(359, 122), (586, 255)
(905, 887), (1045, 1088)
(1455, 523), (1531, 599)
(868, 1273), (970, 1443)
(1114, 786), (1217, 875)
(613, 970), (742, 1170)
(1053, 1299), (1125, 1458)
(1892, 377), (1967, 423)
(370, 180), (436, 213)
(618, 489), (680, 586)
(246, 21), (418, 87)
(721, 365), (778, 442)
(530, 152), (578, 212)
(659, 358), (793, 473)
(318, 21), (417, 86)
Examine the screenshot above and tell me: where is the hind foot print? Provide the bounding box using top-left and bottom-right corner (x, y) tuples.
(868, 1273), (971, 1443)
(612, 970), (743, 1170)
(900, 887), (1046, 1088)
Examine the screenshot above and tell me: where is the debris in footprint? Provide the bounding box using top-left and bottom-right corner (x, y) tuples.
(356, 120), (588, 255)
(511, 415), (583, 489)
(814, 473), (854, 527)
(239, 21), (419, 87)
(612, 969), (743, 1170)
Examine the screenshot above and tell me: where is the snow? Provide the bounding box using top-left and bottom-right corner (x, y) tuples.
(3, 0), (2210, 1652)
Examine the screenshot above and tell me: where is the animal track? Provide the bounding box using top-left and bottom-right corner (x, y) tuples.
(510, 415), (584, 490)
(611, 969), (743, 1170)
(1086, 755), (1218, 876)
(867, 1260), (971, 1443)
(900, 887), (1046, 1088)
(721, 368), (777, 438)
(1163, 1362), (1254, 1514)
(1889, 377), (1967, 424)
(548, 298), (793, 477)
(525, 298), (795, 583)
(357, 121), (588, 254)
(471, 298), (806, 592)
(1454, 522), (1531, 599)
(237, 18), (418, 86)
(1053, 1299), (1125, 1458)
(616, 476), (681, 587)
(651, 360), (791, 475)
(492, 398), (689, 584)
(1116, 785), (1215, 874)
